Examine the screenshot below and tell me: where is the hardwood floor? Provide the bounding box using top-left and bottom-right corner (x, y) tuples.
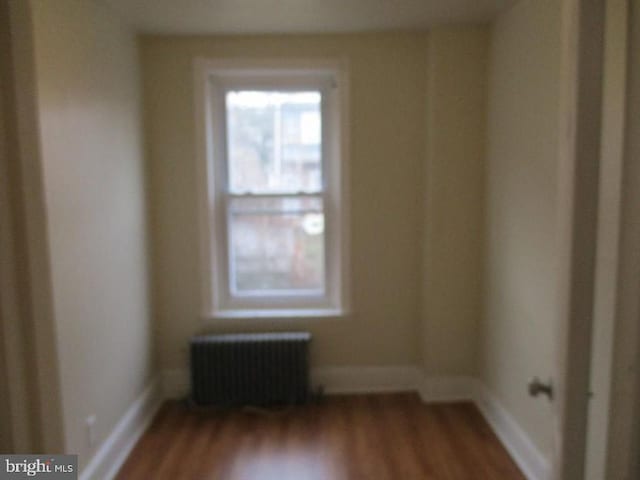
(116, 393), (525, 480)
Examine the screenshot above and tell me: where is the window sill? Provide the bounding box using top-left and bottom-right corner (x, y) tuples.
(203, 308), (347, 321)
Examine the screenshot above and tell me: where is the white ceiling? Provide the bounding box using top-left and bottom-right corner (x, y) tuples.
(102, 0), (517, 35)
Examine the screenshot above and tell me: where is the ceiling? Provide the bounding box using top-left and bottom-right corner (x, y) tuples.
(102, 0), (517, 35)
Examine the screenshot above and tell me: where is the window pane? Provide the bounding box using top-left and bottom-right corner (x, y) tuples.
(229, 198), (325, 293)
(226, 91), (322, 194)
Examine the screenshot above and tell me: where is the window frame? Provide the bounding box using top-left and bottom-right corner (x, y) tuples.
(194, 59), (350, 320)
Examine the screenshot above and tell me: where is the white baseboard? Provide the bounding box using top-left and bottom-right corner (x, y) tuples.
(162, 366), (474, 403)
(474, 383), (551, 480)
(311, 365), (422, 394)
(80, 377), (163, 480)
(162, 366), (422, 399)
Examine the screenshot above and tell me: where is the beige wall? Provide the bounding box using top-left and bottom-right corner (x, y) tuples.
(481, 0), (561, 459)
(30, 0), (153, 468)
(142, 33), (429, 371)
(11, 0), (635, 472)
(422, 27), (488, 377)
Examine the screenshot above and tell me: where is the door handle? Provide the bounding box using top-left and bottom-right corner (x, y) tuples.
(528, 377), (553, 400)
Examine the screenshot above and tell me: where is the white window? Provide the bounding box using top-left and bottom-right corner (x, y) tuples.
(195, 60), (349, 319)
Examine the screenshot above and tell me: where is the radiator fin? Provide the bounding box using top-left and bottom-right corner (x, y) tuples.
(190, 332), (311, 407)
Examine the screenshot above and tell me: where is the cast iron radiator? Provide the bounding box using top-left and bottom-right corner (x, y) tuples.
(190, 332), (311, 407)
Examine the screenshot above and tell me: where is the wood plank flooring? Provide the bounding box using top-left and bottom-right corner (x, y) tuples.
(116, 393), (525, 480)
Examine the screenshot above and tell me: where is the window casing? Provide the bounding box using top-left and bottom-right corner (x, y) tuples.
(195, 60), (349, 319)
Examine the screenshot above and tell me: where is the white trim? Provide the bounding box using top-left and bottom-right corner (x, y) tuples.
(208, 308), (347, 321)
(193, 57), (351, 320)
(311, 366), (422, 395)
(554, 0), (606, 477)
(162, 366), (474, 402)
(606, 0), (640, 474)
(79, 377), (163, 480)
(162, 366), (424, 399)
(474, 383), (551, 480)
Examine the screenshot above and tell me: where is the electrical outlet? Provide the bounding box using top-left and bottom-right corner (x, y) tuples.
(86, 415), (97, 447)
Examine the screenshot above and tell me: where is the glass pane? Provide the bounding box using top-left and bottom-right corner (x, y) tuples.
(226, 91), (322, 194)
(229, 198), (325, 293)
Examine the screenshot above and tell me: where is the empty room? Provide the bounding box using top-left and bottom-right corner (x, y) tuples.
(1, 0), (639, 479)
